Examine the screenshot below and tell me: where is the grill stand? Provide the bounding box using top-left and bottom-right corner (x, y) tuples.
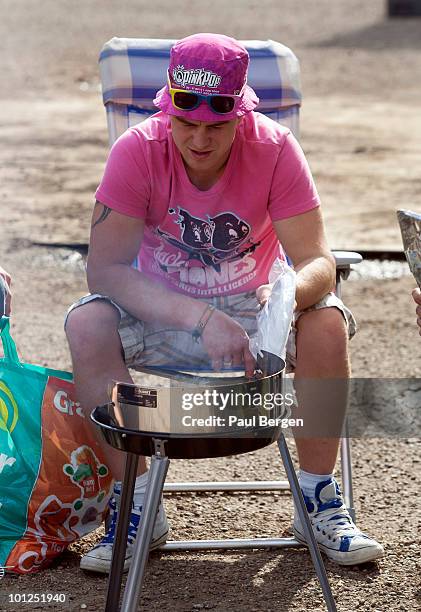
(104, 434), (337, 612)
(105, 450), (139, 612)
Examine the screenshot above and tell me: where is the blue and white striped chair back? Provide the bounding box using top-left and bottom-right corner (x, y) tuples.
(99, 37), (302, 145)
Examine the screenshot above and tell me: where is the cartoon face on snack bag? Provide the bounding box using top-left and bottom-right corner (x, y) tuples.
(63, 445), (110, 509)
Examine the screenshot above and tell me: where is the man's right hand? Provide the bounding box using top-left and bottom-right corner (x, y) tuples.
(201, 309), (256, 377)
(413, 288), (421, 335)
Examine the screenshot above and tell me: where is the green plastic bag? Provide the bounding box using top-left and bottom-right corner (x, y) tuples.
(0, 316), (113, 573)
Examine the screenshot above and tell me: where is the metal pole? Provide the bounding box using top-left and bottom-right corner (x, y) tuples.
(278, 435), (337, 612)
(336, 269), (356, 522)
(163, 480), (290, 492)
(121, 441), (169, 612)
(160, 537), (300, 551)
(340, 434), (356, 522)
(105, 452), (139, 612)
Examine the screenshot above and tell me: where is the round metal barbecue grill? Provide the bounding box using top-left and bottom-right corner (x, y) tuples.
(91, 354), (337, 612)
(93, 357), (286, 460)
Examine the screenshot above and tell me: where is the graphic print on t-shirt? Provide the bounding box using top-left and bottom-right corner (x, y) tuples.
(157, 207), (257, 266)
(151, 206), (261, 295)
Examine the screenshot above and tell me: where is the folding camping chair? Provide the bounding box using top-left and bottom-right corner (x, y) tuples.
(96, 37), (362, 611)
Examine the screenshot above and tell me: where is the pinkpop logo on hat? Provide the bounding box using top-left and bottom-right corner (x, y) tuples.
(172, 65), (221, 89)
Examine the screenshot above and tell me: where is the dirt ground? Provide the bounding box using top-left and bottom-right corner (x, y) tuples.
(1, 1), (421, 610)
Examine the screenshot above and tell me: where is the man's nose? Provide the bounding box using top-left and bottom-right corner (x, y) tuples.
(191, 126), (211, 150)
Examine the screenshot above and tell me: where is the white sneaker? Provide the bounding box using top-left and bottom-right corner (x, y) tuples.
(293, 478), (384, 566)
(80, 483), (169, 574)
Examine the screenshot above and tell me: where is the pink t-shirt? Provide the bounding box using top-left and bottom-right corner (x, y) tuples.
(96, 111), (320, 297)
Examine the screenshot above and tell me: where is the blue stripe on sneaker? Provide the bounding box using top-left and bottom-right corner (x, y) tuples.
(339, 536), (352, 552)
(98, 495), (142, 547)
(302, 494), (315, 513)
(317, 499), (343, 512)
(127, 510), (140, 544)
(101, 498), (118, 545)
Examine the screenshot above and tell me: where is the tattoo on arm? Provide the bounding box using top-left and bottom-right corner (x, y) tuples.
(92, 205), (112, 228)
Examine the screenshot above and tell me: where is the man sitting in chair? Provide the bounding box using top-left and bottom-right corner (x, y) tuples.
(65, 33), (383, 573)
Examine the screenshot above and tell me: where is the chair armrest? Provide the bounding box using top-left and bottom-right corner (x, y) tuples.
(332, 251), (363, 269)
(332, 251), (362, 289)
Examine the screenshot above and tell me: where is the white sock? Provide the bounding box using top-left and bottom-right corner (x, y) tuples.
(298, 469), (333, 497)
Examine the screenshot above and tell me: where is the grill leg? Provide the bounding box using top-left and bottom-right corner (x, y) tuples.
(121, 448), (170, 612)
(105, 452), (139, 612)
(278, 435), (337, 612)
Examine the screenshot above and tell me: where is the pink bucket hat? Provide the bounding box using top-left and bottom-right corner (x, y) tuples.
(153, 33), (259, 122)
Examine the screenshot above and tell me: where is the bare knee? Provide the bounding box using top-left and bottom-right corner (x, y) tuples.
(65, 300), (122, 361)
(296, 307), (349, 368)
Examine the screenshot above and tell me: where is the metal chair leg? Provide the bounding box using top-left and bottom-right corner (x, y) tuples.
(163, 479), (290, 492)
(340, 433), (356, 522)
(105, 452), (139, 612)
(121, 441), (170, 612)
(278, 435), (337, 612)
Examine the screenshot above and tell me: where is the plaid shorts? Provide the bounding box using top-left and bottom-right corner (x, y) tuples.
(65, 291), (356, 372)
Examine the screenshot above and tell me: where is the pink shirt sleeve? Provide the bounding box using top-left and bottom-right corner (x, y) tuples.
(268, 132), (320, 221)
(95, 129), (151, 219)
